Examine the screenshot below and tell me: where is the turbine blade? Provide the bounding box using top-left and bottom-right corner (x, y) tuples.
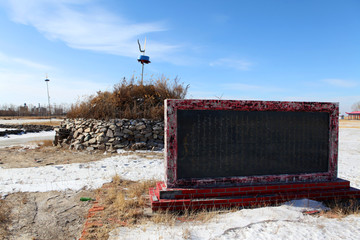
(137, 39), (142, 52)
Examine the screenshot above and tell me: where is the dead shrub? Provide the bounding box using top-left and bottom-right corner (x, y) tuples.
(87, 176), (223, 239)
(28, 140), (54, 148)
(322, 198), (360, 218)
(67, 76), (189, 120)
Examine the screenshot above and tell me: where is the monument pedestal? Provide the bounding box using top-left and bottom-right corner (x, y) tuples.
(150, 179), (360, 211)
(151, 100), (360, 212)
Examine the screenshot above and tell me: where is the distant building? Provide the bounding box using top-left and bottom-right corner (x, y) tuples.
(19, 103), (29, 116)
(346, 111), (360, 120)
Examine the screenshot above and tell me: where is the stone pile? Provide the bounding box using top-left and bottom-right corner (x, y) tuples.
(54, 118), (164, 151)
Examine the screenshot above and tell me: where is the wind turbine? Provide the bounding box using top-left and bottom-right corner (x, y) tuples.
(44, 74), (51, 120)
(137, 37), (151, 82)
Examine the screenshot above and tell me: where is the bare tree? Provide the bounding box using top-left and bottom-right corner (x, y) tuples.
(351, 101), (360, 111)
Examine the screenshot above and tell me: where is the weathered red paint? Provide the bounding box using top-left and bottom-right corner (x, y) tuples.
(165, 99), (339, 188)
(150, 179), (360, 211)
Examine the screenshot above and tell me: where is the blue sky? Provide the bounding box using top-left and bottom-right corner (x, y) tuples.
(0, 0), (359, 114)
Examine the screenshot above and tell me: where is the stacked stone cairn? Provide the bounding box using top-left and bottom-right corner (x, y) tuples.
(54, 118), (164, 151)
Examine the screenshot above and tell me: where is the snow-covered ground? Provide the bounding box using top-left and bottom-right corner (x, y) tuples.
(338, 127), (360, 189)
(0, 118), (60, 148)
(0, 118), (62, 125)
(0, 150), (164, 196)
(0, 131), (55, 148)
(108, 126), (360, 240)
(0, 128), (17, 132)
(109, 199), (360, 240)
(0, 123), (359, 239)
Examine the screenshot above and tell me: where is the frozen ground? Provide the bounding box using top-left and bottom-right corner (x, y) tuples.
(338, 127), (360, 188)
(0, 131), (55, 148)
(0, 121), (359, 239)
(109, 199), (360, 240)
(0, 118), (59, 148)
(108, 125), (360, 240)
(0, 150), (164, 197)
(0, 118), (62, 125)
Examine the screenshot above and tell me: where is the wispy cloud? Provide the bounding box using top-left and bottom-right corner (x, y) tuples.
(322, 79), (357, 88)
(222, 83), (285, 92)
(0, 69), (109, 105)
(4, 0), (179, 60)
(209, 58), (253, 71)
(0, 52), (52, 70)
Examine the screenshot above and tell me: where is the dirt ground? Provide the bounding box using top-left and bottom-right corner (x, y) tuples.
(0, 142), (163, 240)
(0, 145), (121, 240)
(0, 145), (117, 169)
(3, 190), (94, 240)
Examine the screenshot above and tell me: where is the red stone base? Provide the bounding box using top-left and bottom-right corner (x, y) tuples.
(149, 179), (360, 211)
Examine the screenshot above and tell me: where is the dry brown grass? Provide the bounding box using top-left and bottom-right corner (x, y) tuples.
(20, 121), (61, 126)
(339, 120), (360, 129)
(67, 76), (189, 120)
(28, 140), (54, 148)
(321, 198), (360, 218)
(86, 176), (220, 239)
(0, 199), (10, 239)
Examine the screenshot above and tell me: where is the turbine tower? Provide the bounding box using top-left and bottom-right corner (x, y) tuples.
(45, 74), (51, 119)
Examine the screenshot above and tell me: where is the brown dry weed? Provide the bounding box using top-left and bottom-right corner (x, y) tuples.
(67, 76), (189, 120)
(321, 198), (360, 218)
(85, 176), (221, 239)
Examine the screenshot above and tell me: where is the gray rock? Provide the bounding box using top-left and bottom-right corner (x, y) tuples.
(114, 144), (126, 149)
(97, 136), (105, 143)
(135, 134), (143, 139)
(98, 144), (106, 150)
(84, 134), (91, 142)
(145, 132), (152, 138)
(123, 129), (133, 135)
(73, 130), (80, 139)
(136, 124), (146, 131)
(106, 129), (114, 138)
(74, 144), (84, 150)
(114, 131), (123, 137)
(77, 135), (85, 142)
(153, 126), (163, 131)
(130, 142), (147, 150)
(100, 127), (108, 133)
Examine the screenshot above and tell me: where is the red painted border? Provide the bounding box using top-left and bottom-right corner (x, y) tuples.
(165, 99), (339, 188)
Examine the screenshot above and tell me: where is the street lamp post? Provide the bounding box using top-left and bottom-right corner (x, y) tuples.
(45, 75), (51, 120)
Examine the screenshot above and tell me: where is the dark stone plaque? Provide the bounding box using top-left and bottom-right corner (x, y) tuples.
(177, 110), (329, 180)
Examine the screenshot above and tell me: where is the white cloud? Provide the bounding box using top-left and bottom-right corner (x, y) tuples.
(0, 52), (52, 70)
(322, 79), (357, 88)
(210, 58), (253, 71)
(0, 69), (109, 106)
(4, 0), (179, 60)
